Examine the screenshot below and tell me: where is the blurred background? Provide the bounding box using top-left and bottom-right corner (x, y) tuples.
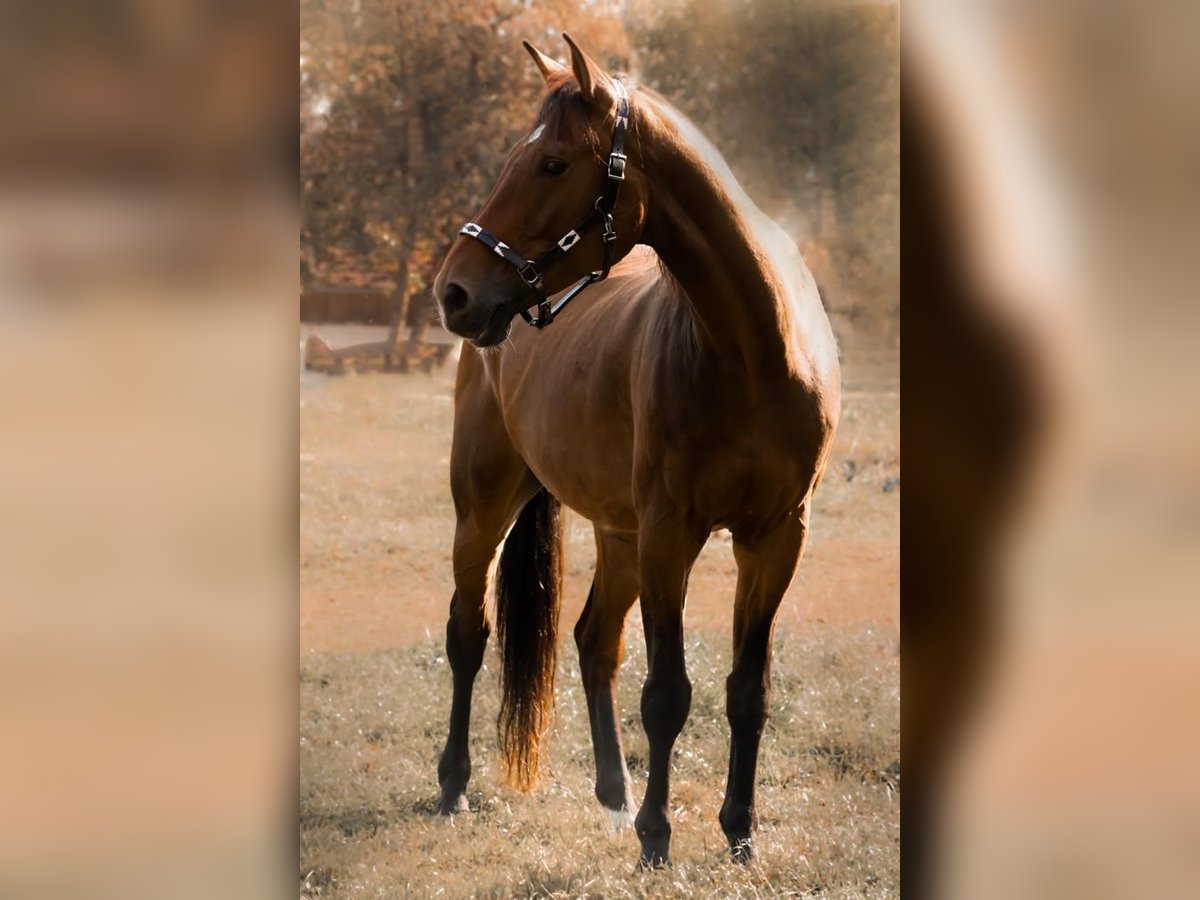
(904, 1), (1200, 898)
(0, 1), (295, 898)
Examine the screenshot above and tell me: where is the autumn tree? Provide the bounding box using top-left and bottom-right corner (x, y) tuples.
(301, 0), (629, 308)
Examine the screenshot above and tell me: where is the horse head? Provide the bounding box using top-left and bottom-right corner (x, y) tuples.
(433, 34), (648, 346)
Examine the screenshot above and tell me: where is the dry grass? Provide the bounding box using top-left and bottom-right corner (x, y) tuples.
(300, 625), (898, 898)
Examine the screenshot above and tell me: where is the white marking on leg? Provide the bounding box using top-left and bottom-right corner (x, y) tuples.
(605, 807), (635, 831)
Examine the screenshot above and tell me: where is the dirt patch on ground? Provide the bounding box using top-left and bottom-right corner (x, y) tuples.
(300, 327), (898, 655)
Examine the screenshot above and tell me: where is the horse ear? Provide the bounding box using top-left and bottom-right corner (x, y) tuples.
(562, 32), (612, 107)
(523, 40), (565, 85)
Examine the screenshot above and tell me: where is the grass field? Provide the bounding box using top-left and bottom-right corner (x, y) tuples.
(300, 325), (898, 897)
(301, 629), (898, 898)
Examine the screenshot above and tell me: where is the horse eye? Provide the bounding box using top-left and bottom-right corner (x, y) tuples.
(540, 158), (568, 177)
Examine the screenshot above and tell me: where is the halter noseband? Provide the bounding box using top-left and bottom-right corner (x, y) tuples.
(458, 80), (630, 329)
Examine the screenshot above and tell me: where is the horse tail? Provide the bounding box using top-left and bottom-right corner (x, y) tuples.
(495, 487), (563, 791)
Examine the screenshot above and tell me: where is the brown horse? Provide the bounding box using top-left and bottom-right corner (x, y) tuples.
(430, 34), (840, 867)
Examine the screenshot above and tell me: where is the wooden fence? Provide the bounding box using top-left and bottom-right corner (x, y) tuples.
(300, 286), (395, 324)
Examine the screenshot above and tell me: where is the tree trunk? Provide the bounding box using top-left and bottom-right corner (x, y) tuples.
(386, 255), (411, 368)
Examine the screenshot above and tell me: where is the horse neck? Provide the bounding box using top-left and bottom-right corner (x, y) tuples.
(638, 94), (797, 367)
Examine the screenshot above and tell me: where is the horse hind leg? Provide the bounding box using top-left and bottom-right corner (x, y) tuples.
(574, 528), (640, 828)
(719, 509), (808, 861)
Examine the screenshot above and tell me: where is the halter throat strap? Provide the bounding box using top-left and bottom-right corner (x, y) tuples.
(458, 79), (630, 329)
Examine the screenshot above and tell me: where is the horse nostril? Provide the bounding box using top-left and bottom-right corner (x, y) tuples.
(442, 282), (469, 315)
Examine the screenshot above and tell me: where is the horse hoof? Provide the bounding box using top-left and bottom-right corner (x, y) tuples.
(636, 845), (671, 870)
(729, 837), (754, 864)
(605, 807), (636, 831)
(434, 792), (469, 815)
(636, 854), (671, 871)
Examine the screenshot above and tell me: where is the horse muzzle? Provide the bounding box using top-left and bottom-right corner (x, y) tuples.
(436, 281), (515, 348)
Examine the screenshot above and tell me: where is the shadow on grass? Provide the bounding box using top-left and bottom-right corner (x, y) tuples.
(300, 796), (472, 838)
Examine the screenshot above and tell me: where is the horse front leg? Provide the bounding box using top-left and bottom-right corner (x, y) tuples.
(633, 514), (705, 867)
(719, 509), (807, 861)
(435, 524), (501, 815)
(435, 458), (537, 814)
(435, 355), (536, 814)
(574, 528), (640, 827)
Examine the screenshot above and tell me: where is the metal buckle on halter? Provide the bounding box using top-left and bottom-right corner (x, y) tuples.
(607, 152), (627, 181)
(518, 261), (541, 286)
(601, 214), (616, 243)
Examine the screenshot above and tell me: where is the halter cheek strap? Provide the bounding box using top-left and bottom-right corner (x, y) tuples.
(458, 79), (630, 329)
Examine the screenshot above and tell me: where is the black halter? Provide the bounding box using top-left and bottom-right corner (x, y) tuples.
(458, 80), (630, 329)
